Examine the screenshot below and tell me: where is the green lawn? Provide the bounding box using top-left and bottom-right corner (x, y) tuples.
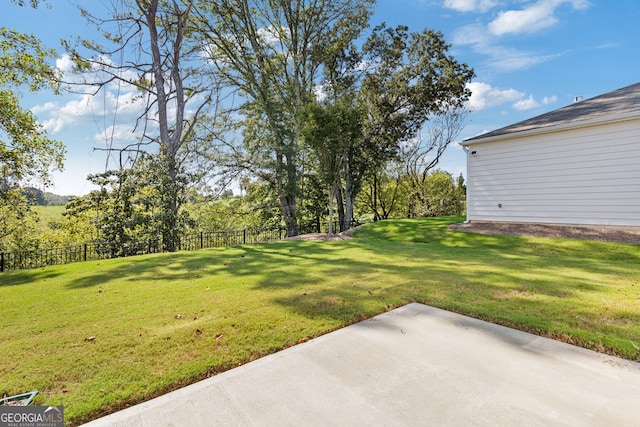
(1, 216), (639, 425)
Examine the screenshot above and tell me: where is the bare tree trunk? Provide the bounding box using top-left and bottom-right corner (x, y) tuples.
(342, 162), (354, 232)
(275, 152), (299, 237)
(327, 184), (335, 235)
(336, 186), (345, 231)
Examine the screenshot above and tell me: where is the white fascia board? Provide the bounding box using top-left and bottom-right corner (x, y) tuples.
(460, 111), (640, 147)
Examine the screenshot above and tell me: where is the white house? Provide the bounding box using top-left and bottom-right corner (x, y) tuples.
(460, 82), (640, 227)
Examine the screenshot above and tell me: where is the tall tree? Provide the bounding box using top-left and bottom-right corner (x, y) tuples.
(402, 107), (468, 217)
(1, 1), (65, 251)
(319, 23), (474, 230)
(65, 154), (194, 256)
(196, 0), (374, 236)
(302, 100), (362, 234)
(65, 0), (219, 251)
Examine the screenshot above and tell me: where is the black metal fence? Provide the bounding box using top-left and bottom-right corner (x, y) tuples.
(0, 220), (362, 273)
(0, 228), (285, 273)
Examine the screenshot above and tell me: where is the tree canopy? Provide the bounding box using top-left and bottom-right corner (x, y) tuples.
(6, 0), (476, 251)
(1, 1), (65, 251)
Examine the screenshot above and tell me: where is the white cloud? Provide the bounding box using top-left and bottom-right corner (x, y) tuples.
(94, 124), (142, 147)
(41, 115), (68, 134)
(454, 24), (557, 72)
(443, 0), (497, 13)
(56, 54), (76, 75)
(488, 0), (592, 36)
(453, 23), (490, 47)
(34, 89), (146, 135)
(451, 1), (591, 73)
(466, 82), (524, 111)
(60, 93), (102, 118)
(489, 3), (557, 35)
(488, 46), (558, 72)
(257, 26), (285, 46)
(313, 84), (327, 102)
(31, 101), (57, 115)
(467, 82), (557, 112)
(513, 94), (540, 110)
(57, 54), (140, 87)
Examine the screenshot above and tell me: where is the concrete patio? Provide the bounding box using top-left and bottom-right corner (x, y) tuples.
(83, 303), (640, 426)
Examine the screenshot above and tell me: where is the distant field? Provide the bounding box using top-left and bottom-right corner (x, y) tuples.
(33, 205), (66, 219)
(32, 205), (66, 231)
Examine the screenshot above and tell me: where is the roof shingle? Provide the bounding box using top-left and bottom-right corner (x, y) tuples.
(464, 82), (640, 142)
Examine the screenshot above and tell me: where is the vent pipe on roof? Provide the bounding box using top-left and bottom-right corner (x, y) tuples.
(573, 96), (584, 103)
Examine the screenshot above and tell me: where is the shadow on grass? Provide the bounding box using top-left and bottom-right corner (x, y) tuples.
(259, 219), (638, 356)
(56, 216), (640, 358)
(0, 268), (65, 287)
(63, 240), (358, 290)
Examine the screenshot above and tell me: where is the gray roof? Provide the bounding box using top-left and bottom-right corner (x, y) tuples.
(464, 82), (640, 143)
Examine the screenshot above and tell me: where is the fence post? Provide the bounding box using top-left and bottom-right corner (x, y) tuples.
(1, 252), (4, 272)
(243, 229), (247, 245)
(200, 232), (204, 250)
(84, 243), (87, 262)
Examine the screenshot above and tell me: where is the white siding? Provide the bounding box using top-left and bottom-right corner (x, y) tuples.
(466, 119), (640, 227)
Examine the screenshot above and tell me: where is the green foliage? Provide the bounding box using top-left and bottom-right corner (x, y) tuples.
(0, 90), (64, 188)
(360, 24), (474, 153)
(65, 155), (194, 254)
(198, 0), (376, 236)
(313, 22), (474, 229)
(35, 205), (96, 248)
(298, 170), (330, 230)
(358, 163), (409, 221)
(414, 170), (466, 217)
(0, 27), (59, 92)
(301, 100), (364, 232)
(189, 179), (282, 231)
(0, 8), (64, 251)
(0, 189), (39, 252)
(358, 169), (466, 220)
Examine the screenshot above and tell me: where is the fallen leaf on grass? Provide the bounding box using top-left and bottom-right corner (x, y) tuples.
(298, 337), (309, 344)
(174, 314), (182, 319)
(195, 329), (203, 337)
(215, 333), (224, 341)
(84, 336), (95, 343)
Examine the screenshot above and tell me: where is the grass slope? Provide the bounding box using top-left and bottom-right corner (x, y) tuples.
(1, 216), (639, 425)
(32, 205), (66, 233)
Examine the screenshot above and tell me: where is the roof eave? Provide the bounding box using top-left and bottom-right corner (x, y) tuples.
(460, 110), (640, 147)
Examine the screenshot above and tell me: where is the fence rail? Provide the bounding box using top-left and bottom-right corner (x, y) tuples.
(0, 228), (285, 273)
(0, 220), (362, 273)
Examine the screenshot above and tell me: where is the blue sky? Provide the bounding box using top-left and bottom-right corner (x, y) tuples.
(3, 0), (639, 195)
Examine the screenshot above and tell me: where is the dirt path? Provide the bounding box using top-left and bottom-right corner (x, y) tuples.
(449, 221), (640, 245)
(288, 221), (640, 245)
